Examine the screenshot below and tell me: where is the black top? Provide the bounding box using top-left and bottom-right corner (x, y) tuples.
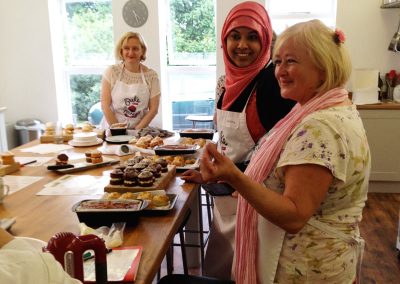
(217, 63), (296, 133)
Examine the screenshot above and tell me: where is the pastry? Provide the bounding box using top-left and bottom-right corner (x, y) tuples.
(55, 153), (69, 165)
(0, 152), (15, 165)
(110, 169), (124, 185)
(133, 162), (147, 172)
(123, 170), (138, 187)
(106, 192), (121, 199)
(136, 191), (153, 200)
(119, 192), (136, 199)
(81, 123), (93, 132)
(90, 150), (103, 164)
(155, 158), (168, 172)
(150, 136), (164, 148)
(138, 170), (154, 187)
(145, 165), (160, 178)
(152, 195), (170, 207)
(172, 156), (185, 167)
(44, 122), (56, 136)
(194, 138), (206, 148)
(63, 123), (74, 135)
(114, 164), (126, 172)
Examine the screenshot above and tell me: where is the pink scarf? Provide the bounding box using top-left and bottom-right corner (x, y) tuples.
(221, 1), (272, 109)
(234, 87), (349, 283)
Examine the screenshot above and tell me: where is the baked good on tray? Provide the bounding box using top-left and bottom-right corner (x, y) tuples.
(110, 169), (124, 185)
(138, 170), (154, 187)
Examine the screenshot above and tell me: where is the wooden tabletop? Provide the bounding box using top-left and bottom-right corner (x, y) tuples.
(0, 140), (200, 284)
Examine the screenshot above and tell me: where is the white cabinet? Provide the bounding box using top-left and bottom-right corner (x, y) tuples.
(0, 107), (8, 152)
(359, 109), (400, 181)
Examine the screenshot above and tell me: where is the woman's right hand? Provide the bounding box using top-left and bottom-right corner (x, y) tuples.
(200, 143), (239, 184)
(180, 169), (204, 184)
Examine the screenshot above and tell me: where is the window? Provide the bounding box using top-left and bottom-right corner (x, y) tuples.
(165, 0), (217, 130)
(265, 0), (337, 34)
(52, 0), (114, 124)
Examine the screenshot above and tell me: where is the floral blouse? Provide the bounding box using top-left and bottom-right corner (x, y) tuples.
(259, 105), (371, 283)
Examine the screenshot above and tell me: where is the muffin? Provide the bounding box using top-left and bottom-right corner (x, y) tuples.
(110, 169), (124, 185)
(123, 170), (138, 187)
(138, 170), (154, 187)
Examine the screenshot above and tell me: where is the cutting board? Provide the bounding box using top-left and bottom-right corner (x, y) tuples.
(104, 165), (176, 193)
(0, 162), (21, 176)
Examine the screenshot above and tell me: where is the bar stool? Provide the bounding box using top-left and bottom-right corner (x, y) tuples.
(158, 209), (191, 279)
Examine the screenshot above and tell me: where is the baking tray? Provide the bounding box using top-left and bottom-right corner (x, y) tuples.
(102, 190), (178, 216)
(49, 157), (119, 174)
(154, 144), (200, 156)
(72, 199), (146, 227)
(179, 129), (215, 139)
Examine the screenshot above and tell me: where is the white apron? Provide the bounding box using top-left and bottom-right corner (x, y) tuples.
(203, 91), (255, 279)
(101, 65), (150, 130)
(257, 217), (365, 283)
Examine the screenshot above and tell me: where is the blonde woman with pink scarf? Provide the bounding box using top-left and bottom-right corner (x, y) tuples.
(200, 20), (370, 284)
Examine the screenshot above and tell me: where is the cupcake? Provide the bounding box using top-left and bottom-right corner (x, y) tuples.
(56, 153), (69, 165)
(138, 170), (154, 187)
(155, 158), (168, 172)
(133, 162), (147, 172)
(145, 165), (160, 178)
(110, 169), (124, 185)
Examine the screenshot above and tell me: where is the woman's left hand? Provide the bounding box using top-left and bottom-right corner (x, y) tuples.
(200, 143), (238, 184)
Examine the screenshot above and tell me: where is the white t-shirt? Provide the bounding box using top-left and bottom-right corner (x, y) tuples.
(0, 239), (82, 284)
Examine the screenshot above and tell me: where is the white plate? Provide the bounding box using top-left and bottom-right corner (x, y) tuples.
(68, 138), (103, 147)
(16, 237), (47, 251)
(105, 135), (135, 144)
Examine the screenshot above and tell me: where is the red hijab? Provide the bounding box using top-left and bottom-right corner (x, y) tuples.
(221, 1), (273, 109)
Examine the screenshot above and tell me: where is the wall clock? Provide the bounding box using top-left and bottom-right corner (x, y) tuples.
(122, 0), (149, 28)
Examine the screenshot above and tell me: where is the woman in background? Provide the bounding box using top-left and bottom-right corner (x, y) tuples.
(100, 32), (160, 131)
(181, 1), (295, 279)
(200, 20), (370, 283)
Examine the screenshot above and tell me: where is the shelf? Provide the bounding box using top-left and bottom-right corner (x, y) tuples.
(381, 1), (400, 8)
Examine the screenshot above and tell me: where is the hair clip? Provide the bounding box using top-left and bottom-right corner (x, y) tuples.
(334, 29), (346, 45)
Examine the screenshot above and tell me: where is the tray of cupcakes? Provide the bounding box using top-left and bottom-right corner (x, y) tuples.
(47, 151), (119, 174)
(104, 156), (176, 193)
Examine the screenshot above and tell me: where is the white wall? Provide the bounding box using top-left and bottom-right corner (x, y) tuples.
(1, 0), (399, 149)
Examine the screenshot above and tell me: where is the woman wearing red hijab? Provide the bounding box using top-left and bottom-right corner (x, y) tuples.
(181, 1), (294, 279)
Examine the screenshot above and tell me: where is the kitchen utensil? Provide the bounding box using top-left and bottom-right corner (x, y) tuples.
(388, 16), (400, 52)
(44, 232), (107, 283)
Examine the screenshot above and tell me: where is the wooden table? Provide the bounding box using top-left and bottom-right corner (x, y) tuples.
(0, 140), (200, 284)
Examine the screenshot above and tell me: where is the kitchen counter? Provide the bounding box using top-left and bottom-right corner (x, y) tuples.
(356, 101), (400, 110)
